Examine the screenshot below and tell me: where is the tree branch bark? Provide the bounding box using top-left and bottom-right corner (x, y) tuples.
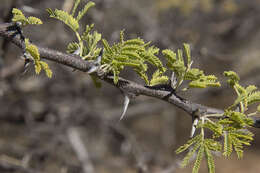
(1, 22), (259, 127)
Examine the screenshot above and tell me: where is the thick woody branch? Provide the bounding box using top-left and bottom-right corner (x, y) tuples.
(0, 22), (259, 127)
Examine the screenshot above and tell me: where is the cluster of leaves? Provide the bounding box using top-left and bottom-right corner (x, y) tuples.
(163, 44), (220, 90)
(102, 31), (166, 84)
(47, 0), (101, 60)
(12, 8), (42, 26)
(176, 71), (260, 173)
(176, 133), (221, 173)
(12, 9), (52, 78)
(24, 39), (52, 78)
(45, 0), (222, 90)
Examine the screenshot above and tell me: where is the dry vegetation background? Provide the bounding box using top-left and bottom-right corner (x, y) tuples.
(1, 0), (260, 173)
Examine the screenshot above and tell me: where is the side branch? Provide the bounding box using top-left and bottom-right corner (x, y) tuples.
(1, 22), (259, 127)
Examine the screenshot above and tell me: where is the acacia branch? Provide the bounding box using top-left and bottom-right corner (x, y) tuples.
(1, 22), (260, 127)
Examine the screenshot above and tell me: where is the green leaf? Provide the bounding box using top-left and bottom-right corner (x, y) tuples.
(40, 61), (53, 78)
(47, 8), (79, 32)
(189, 75), (220, 88)
(192, 145), (204, 173)
(204, 146), (215, 173)
(183, 43), (191, 65)
(246, 85), (257, 94)
(162, 49), (177, 65)
(27, 16), (43, 25)
(223, 132), (232, 157)
(184, 68), (203, 81)
(224, 71), (240, 86)
(25, 39), (40, 61)
(12, 8), (42, 26)
(35, 61), (41, 74)
(12, 8), (27, 25)
(82, 24), (94, 39)
(82, 26), (102, 59)
(76, 1), (95, 21)
(176, 134), (202, 154)
(204, 139), (222, 152)
(180, 140), (202, 168)
(140, 46), (165, 72)
(112, 67), (120, 84)
(120, 30), (125, 43)
(149, 70), (168, 86)
(124, 38), (145, 46)
(67, 42), (80, 54)
(102, 31), (165, 85)
(25, 39), (52, 78)
(102, 39), (112, 54)
(247, 91), (260, 105)
(72, 0), (81, 16)
(134, 69), (149, 85)
(203, 121), (223, 138)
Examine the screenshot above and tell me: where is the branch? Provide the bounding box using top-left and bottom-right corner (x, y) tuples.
(1, 22), (260, 128)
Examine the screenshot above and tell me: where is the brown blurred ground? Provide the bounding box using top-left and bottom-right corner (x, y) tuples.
(1, 0), (260, 173)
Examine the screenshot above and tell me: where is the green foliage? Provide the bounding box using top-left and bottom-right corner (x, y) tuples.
(202, 121), (223, 138)
(47, 8), (79, 32)
(177, 135), (203, 168)
(177, 133), (220, 173)
(72, 0), (81, 16)
(222, 111), (253, 128)
(101, 31), (165, 84)
(224, 71), (240, 86)
(150, 70), (168, 86)
(81, 24), (102, 59)
(12, 8), (52, 78)
(76, 1), (95, 21)
(162, 44), (220, 90)
(46, 0), (95, 32)
(224, 71), (260, 113)
(12, 8), (42, 26)
(204, 145), (215, 173)
(223, 130), (253, 158)
(176, 134), (203, 154)
(47, 0), (102, 86)
(25, 39), (52, 78)
(47, 1), (98, 58)
(177, 72), (259, 173)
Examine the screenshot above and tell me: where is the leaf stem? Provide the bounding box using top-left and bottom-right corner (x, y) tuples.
(234, 85), (245, 113)
(76, 31), (83, 57)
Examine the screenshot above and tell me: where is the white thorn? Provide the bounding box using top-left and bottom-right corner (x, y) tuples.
(73, 47), (81, 55)
(171, 72), (177, 89)
(96, 53), (102, 64)
(87, 49), (102, 74)
(190, 118), (198, 138)
(120, 95), (130, 121)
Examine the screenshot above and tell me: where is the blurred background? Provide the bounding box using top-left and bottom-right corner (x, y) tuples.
(1, 0), (260, 173)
